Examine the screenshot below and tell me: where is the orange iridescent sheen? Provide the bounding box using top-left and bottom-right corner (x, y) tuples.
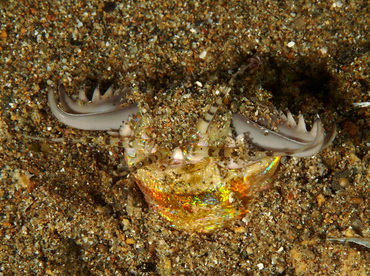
(127, 151), (281, 232)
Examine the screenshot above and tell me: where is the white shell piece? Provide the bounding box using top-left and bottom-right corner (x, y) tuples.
(172, 147), (185, 161)
(119, 124), (134, 137)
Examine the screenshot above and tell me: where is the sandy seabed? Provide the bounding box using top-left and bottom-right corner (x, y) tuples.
(0, 1), (369, 275)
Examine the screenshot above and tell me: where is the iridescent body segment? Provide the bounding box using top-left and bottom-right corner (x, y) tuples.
(48, 83), (336, 232)
(130, 155), (280, 232)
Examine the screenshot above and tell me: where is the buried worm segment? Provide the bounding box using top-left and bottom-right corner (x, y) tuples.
(48, 84), (336, 232)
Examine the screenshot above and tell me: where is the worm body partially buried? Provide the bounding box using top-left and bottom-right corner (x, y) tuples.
(48, 84), (336, 232)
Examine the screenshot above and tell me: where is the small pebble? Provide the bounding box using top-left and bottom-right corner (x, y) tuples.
(0, 30), (7, 38)
(338, 177), (349, 187)
(277, 265), (285, 273)
(316, 194), (325, 207)
(246, 247), (253, 255)
(287, 41), (295, 48)
(199, 50), (207, 59)
(233, 226), (246, 233)
(125, 238), (135, 245)
(350, 197), (363, 205)
(122, 219), (130, 227)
